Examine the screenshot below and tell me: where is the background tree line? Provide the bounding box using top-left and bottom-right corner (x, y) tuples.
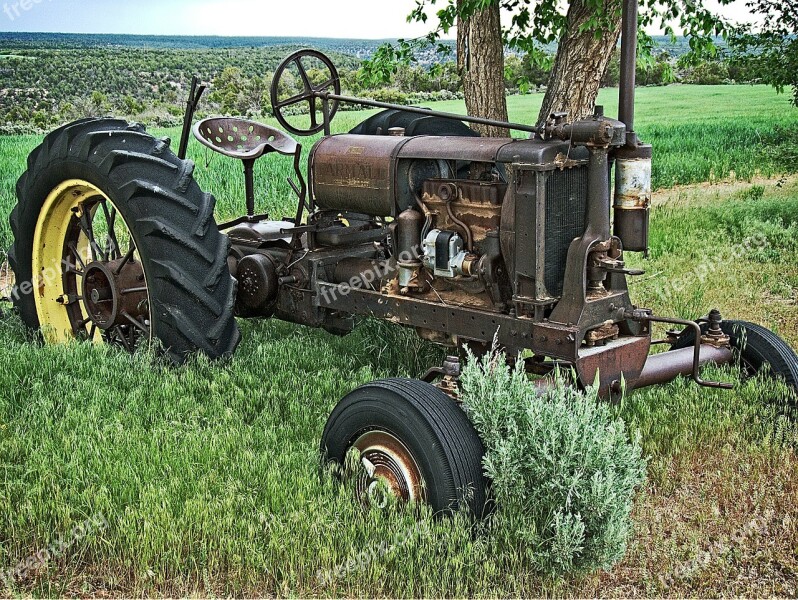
(0, 40), (768, 135)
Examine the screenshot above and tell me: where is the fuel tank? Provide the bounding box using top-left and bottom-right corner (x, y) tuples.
(310, 134), (410, 217)
(309, 134), (486, 217)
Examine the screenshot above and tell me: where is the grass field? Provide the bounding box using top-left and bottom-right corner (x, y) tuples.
(0, 84), (797, 597)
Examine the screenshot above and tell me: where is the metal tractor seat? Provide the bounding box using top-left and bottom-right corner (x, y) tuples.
(193, 117), (300, 219)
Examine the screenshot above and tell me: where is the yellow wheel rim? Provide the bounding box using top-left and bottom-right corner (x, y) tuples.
(32, 179), (150, 347)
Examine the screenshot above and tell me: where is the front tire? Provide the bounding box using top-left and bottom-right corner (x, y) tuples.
(321, 379), (488, 517)
(9, 118), (240, 362)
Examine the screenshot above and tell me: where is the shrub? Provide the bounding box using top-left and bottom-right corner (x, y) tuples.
(637, 53), (678, 86)
(682, 60), (730, 85)
(460, 351), (647, 577)
(369, 88), (410, 106)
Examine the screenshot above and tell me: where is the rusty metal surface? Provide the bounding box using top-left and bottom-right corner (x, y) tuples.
(545, 116), (626, 148)
(426, 179), (507, 206)
(353, 430), (425, 503)
(397, 136), (513, 162)
(317, 280), (534, 353)
(585, 322), (621, 346)
(576, 334), (651, 398)
(193, 117), (299, 159)
(331, 258), (389, 291)
(613, 144), (652, 253)
(236, 254), (279, 315)
(496, 139), (589, 169)
(637, 345), (734, 389)
(422, 355), (462, 398)
(310, 134), (411, 216)
(81, 258), (148, 332)
(626, 309), (734, 390)
(421, 179), (507, 244)
(530, 321), (582, 362)
(227, 221), (294, 248)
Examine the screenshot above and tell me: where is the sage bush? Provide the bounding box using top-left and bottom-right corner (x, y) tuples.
(461, 352), (647, 577)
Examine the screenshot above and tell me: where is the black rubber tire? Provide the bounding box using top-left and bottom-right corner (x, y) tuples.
(673, 320), (798, 400)
(349, 109), (481, 138)
(9, 118), (240, 362)
(321, 378), (488, 517)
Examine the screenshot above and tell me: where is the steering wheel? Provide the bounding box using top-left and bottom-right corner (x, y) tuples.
(270, 49), (341, 136)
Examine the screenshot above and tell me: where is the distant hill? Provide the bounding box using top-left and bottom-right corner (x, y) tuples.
(0, 31), (736, 135)
(0, 31), (713, 59)
(0, 32), (426, 60)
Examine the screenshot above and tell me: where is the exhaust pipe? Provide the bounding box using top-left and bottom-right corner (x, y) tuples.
(618, 0), (639, 145)
(614, 0), (653, 254)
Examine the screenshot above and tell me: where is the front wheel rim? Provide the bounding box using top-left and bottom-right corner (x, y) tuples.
(32, 179), (151, 349)
(352, 430), (426, 505)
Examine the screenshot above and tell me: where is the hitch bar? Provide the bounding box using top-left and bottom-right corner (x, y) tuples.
(627, 310), (735, 390)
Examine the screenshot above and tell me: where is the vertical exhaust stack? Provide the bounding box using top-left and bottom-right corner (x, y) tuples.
(614, 0), (653, 254)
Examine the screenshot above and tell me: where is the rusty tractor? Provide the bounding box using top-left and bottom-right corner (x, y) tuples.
(10, 0), (797, 516)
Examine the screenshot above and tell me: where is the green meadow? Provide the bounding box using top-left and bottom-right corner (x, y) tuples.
(0, 84), (797, 596)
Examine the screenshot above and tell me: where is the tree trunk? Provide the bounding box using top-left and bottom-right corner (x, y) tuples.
(538, 0), (623, 124)
(457, 1), (510, 138)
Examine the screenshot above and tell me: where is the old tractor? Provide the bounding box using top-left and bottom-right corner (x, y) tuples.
(9, 0), (797, 516)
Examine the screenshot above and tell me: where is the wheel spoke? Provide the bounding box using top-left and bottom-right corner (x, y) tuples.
(100, 200), (122, 259)
(64, 263), (84, 277)
(314, 78), (337, 93)
(309, 98), (318, 128)
(120, 286), (148, 295)
(114, 243), (137, 275)
(276, 91), (313, 110)
(56, 294), (83, 306)
(294, 57), (313, 93)
(77, 208), (107, 262)
(67, 242), (87, 270)
(122, 312), (150, 335)
(113, 326), (132, 352)
(127, 325), (138, 348)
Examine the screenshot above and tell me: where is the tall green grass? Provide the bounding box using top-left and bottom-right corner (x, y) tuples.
(0, 135), (38, 254)
(2, 85), (797, 252)
(0, 307), (794, 596)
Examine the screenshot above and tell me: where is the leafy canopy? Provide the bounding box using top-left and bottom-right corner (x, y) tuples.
(730, 0), (798, 106)
(361, 0), (734, 88)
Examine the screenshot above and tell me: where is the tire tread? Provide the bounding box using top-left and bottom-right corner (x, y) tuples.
(322, 378), (487, 516)
(10, 118), (239, 361)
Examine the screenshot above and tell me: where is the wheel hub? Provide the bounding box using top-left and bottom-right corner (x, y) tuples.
(353, 431), (424, 504)
(82, 259), (147, 331)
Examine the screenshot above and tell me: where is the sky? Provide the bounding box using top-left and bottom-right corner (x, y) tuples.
(0, 0), (759, 38)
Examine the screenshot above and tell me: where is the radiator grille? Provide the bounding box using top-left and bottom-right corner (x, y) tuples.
(544, 167), (589, 297)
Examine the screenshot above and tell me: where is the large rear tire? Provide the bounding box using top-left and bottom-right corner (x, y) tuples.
(349, 109), (480, 138)
(9, 118), (240, 362)
(321, 378), (488, 517)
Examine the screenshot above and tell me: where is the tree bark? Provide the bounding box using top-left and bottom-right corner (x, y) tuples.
(457, 1), (510, 138)
(538, 0), (623, 124)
